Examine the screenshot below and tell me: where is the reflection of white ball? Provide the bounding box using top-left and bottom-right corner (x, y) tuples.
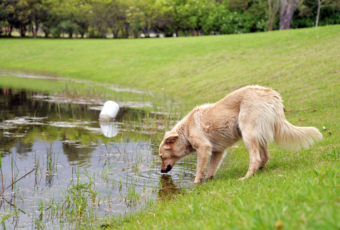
(99, 122), (118, 138)
(99, 101), (120, 121)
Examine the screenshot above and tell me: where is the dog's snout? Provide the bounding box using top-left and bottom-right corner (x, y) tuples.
(161, 164), (172, 173)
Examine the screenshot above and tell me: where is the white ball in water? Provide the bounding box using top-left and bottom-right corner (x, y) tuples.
(99, 101), (120, 121)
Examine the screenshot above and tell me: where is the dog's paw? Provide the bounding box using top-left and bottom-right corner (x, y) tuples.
(194, 178), (203, 183)
(205, 175), (214, 179)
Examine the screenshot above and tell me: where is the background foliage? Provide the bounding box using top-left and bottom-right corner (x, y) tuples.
(0, 0), (339, 38)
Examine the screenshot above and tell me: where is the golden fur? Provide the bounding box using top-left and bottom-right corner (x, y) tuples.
(159, 86), (323, 183)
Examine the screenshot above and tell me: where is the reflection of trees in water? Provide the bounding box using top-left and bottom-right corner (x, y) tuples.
(62, 137), (95, 165)
(0, 133), (11, 156)
(0, 89), (43, 121)
(0, 89), (51, 157)
(158, 175), (183, 200)
(115, 107), (165, 123)
(0, 88), (100, 158)
(45, 172), (55, 187)
(0, 88), (100, 122)
(0, 88), (162, 165)
(15, 141), (32, 155)
(115, 107), (142, 121)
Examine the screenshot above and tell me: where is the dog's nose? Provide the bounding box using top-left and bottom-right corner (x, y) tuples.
(161, 164), (172, 173)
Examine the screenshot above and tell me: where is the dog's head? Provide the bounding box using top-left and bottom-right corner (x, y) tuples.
(159, 132), (189, 173)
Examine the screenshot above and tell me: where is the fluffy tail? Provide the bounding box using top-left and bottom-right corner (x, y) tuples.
(275, 119), (323, 150)
(239, 86), (323, 150)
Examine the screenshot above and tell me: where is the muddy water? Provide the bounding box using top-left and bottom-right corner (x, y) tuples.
(0, 88), (196, 229)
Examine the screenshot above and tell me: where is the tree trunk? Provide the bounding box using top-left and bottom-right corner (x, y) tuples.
(123, 29), (128, 38)
(268, 0), (273, 31)
(20, 25), (25, 37)
(123, 23), (129, 38)
(315, 0), (321, 27)
(133, 30), (138, 38)
(267, 0), (280, 31)
(69, 31), (73, 38)
(268, 23), (273, 31)
(102, 30), (106, 38)
(33, 25), (37, 39)
(33, 28), (36, 39)
(112, 28), (119, 38)
(268, 0), (280, 31)
(9, 25), (13, 37)
(45, 32), (49, 38)
(279, 0), (297, 30)
(35, 17), (38, 38)
(80, 32), (84, 38)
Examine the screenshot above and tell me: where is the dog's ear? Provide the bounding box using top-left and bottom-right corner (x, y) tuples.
(164, 133), (179, 145)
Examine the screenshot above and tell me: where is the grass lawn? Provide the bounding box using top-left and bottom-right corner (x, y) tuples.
(0, 25), (340, 229)
(0, 26), (339, 104)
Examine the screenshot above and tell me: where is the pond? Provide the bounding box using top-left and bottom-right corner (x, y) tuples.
(0, 77), (197, 229)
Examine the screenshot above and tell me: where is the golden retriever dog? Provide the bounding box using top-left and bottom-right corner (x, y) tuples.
(159, 86), (323, 183)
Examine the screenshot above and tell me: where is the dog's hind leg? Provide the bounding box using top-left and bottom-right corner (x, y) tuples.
(240, 132), (262, 180)
(206, 151), (226, 179)
(259, 144), (269, 170)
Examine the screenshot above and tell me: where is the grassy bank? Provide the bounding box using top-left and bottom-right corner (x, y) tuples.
(108, 59), (339, 229)
(0, 26), (340, 229)
(0, 26), (339, 104)
(0, 75), (180, 112)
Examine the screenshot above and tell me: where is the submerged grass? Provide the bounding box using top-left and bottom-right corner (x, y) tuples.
(0, 26), (339, 229)
(0, 75), (138, 105)
(0, 102), (191, 229)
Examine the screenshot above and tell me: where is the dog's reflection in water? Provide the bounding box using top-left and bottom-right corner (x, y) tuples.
(157, 175), (183, 200)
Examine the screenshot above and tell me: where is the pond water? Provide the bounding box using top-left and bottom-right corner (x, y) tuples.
(0, 86), (196, 229)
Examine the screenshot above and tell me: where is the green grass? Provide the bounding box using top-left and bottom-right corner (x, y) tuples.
(0, 26), (339, 104)
(0, 75), (177, 112)
(0, 26), (340, 229)
(0, 75), (136, 102)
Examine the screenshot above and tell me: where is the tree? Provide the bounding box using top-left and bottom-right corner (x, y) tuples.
(89, 0), (110, 38)
(279, 0), (299, 29)
(5, 0), (34, 37)
(174, 0), (200, 36)
(1, 0), (340, 39)
(106, 0), (126, 38)
(53, 0), (91, 38)
(41, 13), (61, 37)
(313, 0), (340, 26)
(126, 5), (145, 38)
(0, 0), (12, 36)
(160, 0), (188, 37)
(72, 0), (91, 38)
(267, 0), (280, 30)
(151, 1), (174, 36)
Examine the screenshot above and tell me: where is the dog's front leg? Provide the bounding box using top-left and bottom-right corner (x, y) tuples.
(194, 144), (212, 183)
(206, 151), (226, 179)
